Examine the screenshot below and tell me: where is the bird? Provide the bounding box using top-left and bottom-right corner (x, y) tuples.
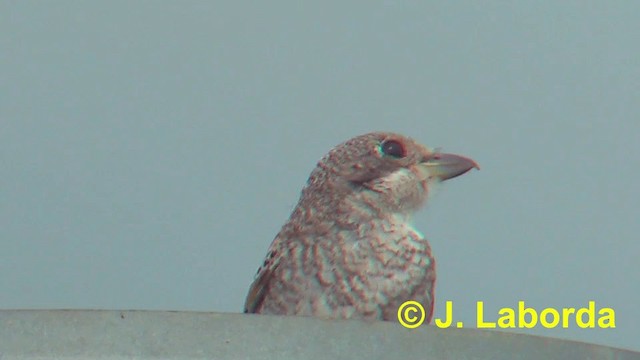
(244, 131), (478, 323)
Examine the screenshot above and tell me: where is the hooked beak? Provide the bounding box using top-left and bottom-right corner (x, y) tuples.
(415, 153), (479, 181)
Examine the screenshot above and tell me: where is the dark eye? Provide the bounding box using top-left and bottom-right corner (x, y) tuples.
(381, 140), (406, 158)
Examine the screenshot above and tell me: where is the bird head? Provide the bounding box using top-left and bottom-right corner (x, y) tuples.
(302, 132), (479, 215)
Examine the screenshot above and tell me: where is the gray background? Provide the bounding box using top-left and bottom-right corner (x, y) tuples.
(1, 1), (638, 352)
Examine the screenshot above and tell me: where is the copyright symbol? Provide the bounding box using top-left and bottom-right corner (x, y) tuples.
(397, 300), (426, 329)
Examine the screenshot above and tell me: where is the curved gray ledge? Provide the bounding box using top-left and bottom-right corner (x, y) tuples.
(0, 310), (637, 360)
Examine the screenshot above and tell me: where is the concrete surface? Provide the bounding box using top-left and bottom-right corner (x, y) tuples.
(0, 310), (637, 360)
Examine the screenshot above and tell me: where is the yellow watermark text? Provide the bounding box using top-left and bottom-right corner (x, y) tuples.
(398, 300), (616, 329)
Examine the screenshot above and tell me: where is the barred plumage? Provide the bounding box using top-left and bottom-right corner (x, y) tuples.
(244, 132), (478, 322)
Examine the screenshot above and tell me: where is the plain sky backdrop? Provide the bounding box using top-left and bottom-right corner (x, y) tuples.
(1, 1), (639, 352)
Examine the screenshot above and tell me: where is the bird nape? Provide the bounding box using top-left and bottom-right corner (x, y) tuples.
(244, 131), (478, 323)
